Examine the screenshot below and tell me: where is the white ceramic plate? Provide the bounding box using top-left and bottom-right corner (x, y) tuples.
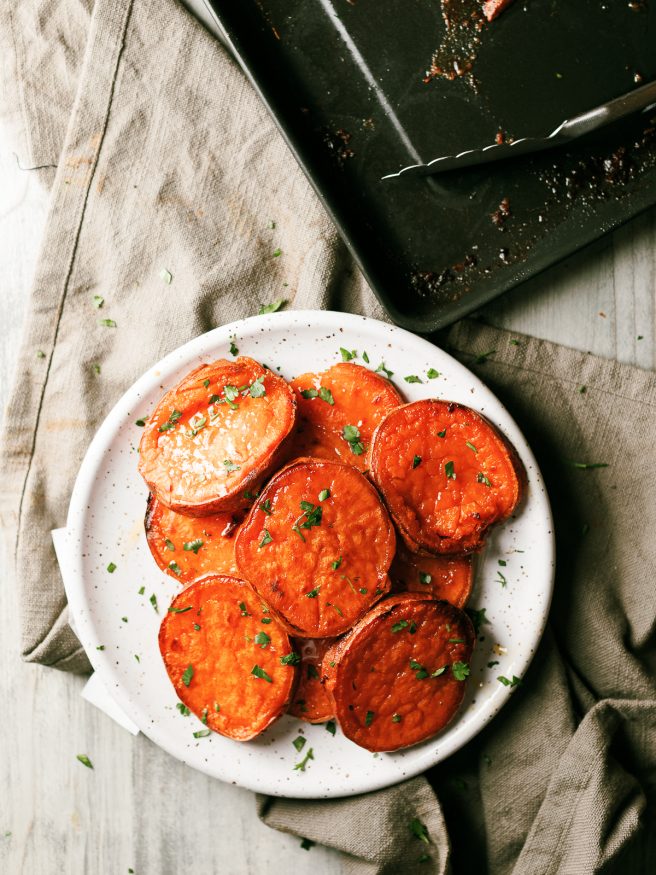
(64, 310), (554, 799)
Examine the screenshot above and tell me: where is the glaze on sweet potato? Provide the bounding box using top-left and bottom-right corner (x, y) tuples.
(287, 637), (335, 723)
(159, 575), (297, 741)
(390, 542), (474, 608)
(235, 457), (395, 638)
(368, 400), (524, 554)
(324, 594), (475, 752)
(139, 357), (296, 515)
(145, 494), (240, 583)
(289, 363), (402, 471)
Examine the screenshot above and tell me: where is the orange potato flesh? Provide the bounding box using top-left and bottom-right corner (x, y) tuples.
(324, 594), (475, 752)
(389, 542), (474, 608)
(289, 363), (402, 471)
(235, 457), (395, 638)
(288, 637), (335, 723)
(159, 575), (297, 741)
(368, 400), (524, 554)
(139, 357), (296, 515)
(145, 494), (240, 584)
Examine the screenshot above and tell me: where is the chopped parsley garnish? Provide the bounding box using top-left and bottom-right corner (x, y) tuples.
(202, 379), (210, 388)
(193, 623), (200, 631)
(331, 557), (342, 570)
(437, 428), (447, 438)
(251, 665), (273, 683)
(176, 702), (191, 716)
(293, 500), (323, 536)
(498, 559), (507, 566)
(362, 351), (370, 363)
(293, 736), (306, 753)
(149, 593), (158, 612)
(259, 499), (273, 516)
(325, 720), (337, 736)
(239, 602), (249, 616)
(167, 606), (192, 614)
(409, 659), (428, 680)
(259, 299), (285, 315)
(249, 376), (266, 398)
(340, 347), (356, 361)
(201, 708), (208, 724)
(445, 461), (456, 480)
(161, 268), (173, 284)
(300, 838), (315, 851)
(168, 561), (182, 576)
(193, 729), (211, 738)
(294, 748), (314, 771)
(254, 631), (271, 649)
(76, 754), (93, 769)
(365, 710), (375, 726)
(121, 617), (128, 623)
(565, 461), (609, 469)
(305, 586), (320, 598)
(342, 424), (364, 455)
(96, 645), (105, 651)
(419, 572), (432, 585)
(187, 413), (207, 436)
(229, 338), (238, 356)
(280, 652), (301, 665)
(375, 362), (394, 378)
(183, 539), (203, 554)
(107, 562), (117, 573)
(427, 368), (440, 379)
(182, 665), (194, 687)
(99, 318), (116, 328)
(257, 529), (273, 547)
(135, 418), (146, 427)
(92, 363), (101, 375)
(474, 348), (496, 364)
(488, 660), (499, 668)
(466, 441), (478, 453)
(430, 666), (447, 677)
(466, 607), (489, 635)
(496, 571), (507, 587)
(498, 675), (522, 687)
(261, 617), (273, 624)
(448, 638), (465, 643)
(319, 386), (334, 405)
(158, 409), (182, 433)
(326, 602), (343, 616)
(359, 587), (368, 595)
(392, 713), (402, 723)
(223, 458), (241, 473)
(36, 350), (46, 358)
(272, 248), (282, 258)
(301, 388), (318, 399)
(452, 661), (470, 681)
(477, 472), (492, 487)
(410, 818), (430, 844)
(318, 488), (330, 501)
(392, 620), (409, 633)
(224, 384), (239, 402)
(412, 455), (422, 469)
(404, 375), (422, 383)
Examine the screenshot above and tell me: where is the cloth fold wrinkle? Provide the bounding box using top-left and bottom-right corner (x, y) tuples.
(1, 0), (655, 872)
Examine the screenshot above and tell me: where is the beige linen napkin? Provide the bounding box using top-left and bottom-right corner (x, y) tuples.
(1, 1), (654, 872)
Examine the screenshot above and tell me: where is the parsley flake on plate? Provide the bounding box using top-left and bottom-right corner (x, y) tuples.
(251, 664), (273, 683)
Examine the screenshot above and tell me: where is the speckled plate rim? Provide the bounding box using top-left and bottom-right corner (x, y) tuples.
(64, 310), (554, 798)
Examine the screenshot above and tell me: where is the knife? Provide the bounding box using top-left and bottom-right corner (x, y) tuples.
(382, 79), (656, 180)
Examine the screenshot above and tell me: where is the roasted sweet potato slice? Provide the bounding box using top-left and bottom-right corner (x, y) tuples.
(139, 357), (296, 515)
(159, 575), (297, 741)
(390, 542), (474, 608)
(235, 457), (395, 638)
(145, 494), (240, 583)
(289, 363), (402, 471)
(368, 400), (524, 554)
(288, 637), (335, 723)
(324, 594), (475, 752)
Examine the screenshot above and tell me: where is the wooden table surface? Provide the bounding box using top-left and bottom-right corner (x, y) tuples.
(1, 110), (654, 874)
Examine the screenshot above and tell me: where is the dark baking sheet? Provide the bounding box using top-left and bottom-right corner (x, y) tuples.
(202, 0), (656, 333)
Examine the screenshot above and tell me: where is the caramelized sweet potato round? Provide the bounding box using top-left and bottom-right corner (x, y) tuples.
(289, 363), (401, 471)
(390, 542), (474, 608)
(287, 637), (335, 723)
(324, 594), (475, 751)
(159, 575), (297, 741)
(139, 357), (296, 515)
(145, 494), (240, 583)
(235, 457), (395, 638)
(368, 400), (524, 554)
